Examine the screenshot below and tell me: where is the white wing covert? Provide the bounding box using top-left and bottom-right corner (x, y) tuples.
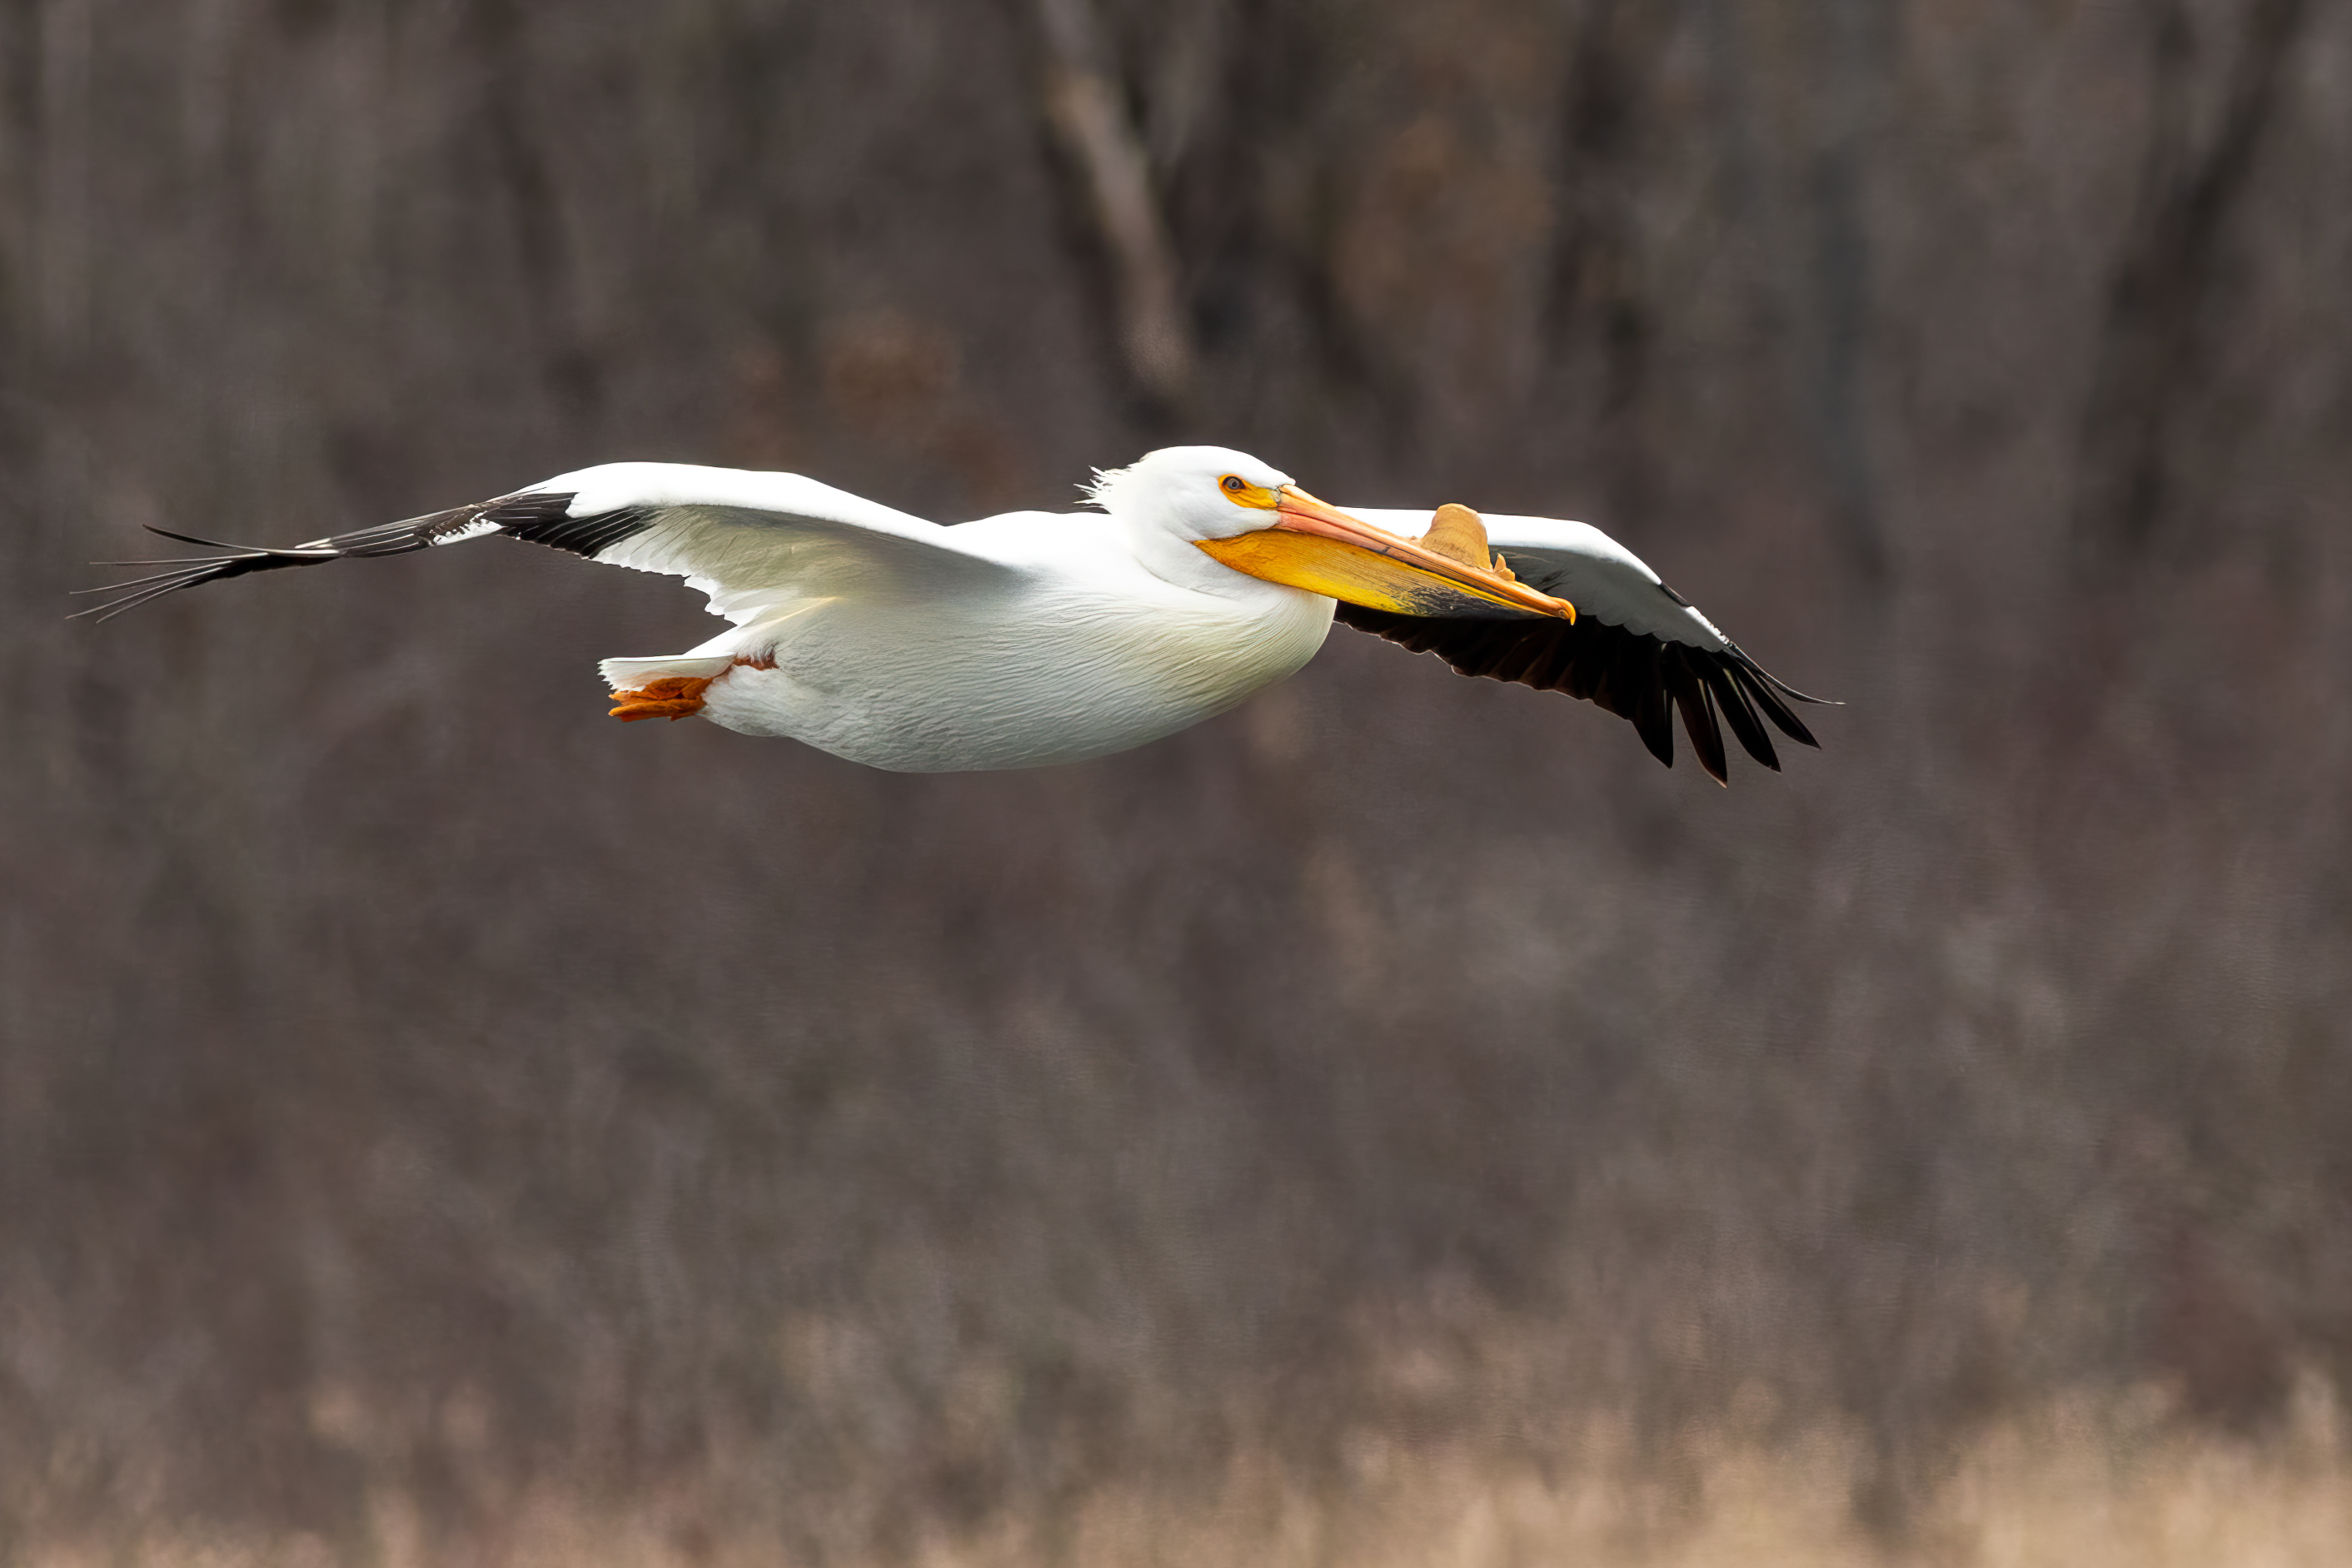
(1334, 508), (1728, 647)
(76, 462), (1020, 626)
(1329, 505), (1829, 784)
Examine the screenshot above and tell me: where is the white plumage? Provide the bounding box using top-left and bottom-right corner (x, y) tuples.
(81, 446), (1826, 780)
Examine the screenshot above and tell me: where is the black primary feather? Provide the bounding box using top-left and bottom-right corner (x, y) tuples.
(73, 493), (660, 623)
(1698, 660), (1778, 772)
(1724, 658), (1821, 748)
(1332, 603), (1830, 782)
(1666, 651), (1731, 784)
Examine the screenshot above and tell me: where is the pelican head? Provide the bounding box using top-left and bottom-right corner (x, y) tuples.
(1086, 446), (1298, 540)
(1092, 445), (1573, 621)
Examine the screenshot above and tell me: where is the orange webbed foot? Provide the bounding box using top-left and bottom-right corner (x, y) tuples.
(608, 674), (715, 723)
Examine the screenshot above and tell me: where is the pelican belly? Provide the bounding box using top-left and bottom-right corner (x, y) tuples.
(696, 577), (1334, 771)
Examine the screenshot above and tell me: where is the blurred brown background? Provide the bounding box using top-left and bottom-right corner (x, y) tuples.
(5, 0), (2352, 1561)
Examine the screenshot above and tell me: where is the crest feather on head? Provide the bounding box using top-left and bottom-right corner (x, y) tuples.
(1082, 464), (1137, 514)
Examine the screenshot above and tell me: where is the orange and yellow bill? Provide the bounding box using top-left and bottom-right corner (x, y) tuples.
(1197, 486), (1576, 621)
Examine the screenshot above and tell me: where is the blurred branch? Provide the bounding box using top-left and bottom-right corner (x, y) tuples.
(2072, 0), (2310, 568)
(1546, 0), (1660, 520)
(1027, 0), (1200, 412)
(1801, 0), (1889, 584)
(1695, 0), (1888, 582)
(32, 0), (91, 361)
(471, 0), (603, 417)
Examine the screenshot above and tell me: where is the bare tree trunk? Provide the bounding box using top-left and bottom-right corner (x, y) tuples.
(1697, 0), (1889, 581)
(1027, 0), (1199, 413)
(2073, 0), (2309, 567)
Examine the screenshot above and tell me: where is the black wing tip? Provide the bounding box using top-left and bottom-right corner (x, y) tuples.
(1664, 654), (1729, 784)
(1727, 645), (1838, 708)
(1722, 658), (1824, 750)
(1337, 605), (1841, 780)
(482, 493), (654, 560)
(74, 490), (657, 625)
(143, 525), (252, 551)
(73, 524), (354, 624)
(67, 565), (233, 622)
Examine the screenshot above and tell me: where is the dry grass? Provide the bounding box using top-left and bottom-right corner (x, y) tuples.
(32, 1381), (2352, 1568)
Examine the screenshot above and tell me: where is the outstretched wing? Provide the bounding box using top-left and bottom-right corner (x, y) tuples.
(1330, 508), (1831, 784)
(76, 462), (1018, 625)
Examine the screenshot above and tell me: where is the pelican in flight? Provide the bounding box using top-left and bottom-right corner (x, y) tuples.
(81, 446), (1825, 781)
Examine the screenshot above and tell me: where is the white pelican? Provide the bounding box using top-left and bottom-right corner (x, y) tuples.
(80, 446), (1825, 780)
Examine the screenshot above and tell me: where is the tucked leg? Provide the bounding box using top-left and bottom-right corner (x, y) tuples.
(608, 674), (715, 722)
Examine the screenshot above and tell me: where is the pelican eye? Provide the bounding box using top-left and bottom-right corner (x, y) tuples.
(1217, 473), (1281, 510)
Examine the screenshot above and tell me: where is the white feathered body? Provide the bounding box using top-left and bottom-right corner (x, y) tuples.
(596, 505), (1336, 772)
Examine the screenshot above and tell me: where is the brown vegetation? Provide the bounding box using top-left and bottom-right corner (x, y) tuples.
(5, 0), (2351, 1560)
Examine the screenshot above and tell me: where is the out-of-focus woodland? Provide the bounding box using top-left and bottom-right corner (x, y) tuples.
(5, 0), (2352, 1561)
